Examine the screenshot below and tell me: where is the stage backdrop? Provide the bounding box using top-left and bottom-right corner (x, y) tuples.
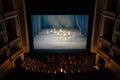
(31, 15), (89, 38)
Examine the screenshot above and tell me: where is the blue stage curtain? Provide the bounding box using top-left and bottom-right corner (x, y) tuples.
(31, 15), (41, 38)
(41, 15), (76, 29)
(37, 15), (41, 32)
(76, 15), (89, 36)
(31, 15), (89, 37)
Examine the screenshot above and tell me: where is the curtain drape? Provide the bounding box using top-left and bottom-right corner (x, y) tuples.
(76, 15), (89, 36)
(41, 15), (76, 28)
(31, 15), (41, 38)
(31, 15), (89, 38)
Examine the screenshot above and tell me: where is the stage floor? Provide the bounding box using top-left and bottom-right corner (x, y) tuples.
(33, 28), (87, 49)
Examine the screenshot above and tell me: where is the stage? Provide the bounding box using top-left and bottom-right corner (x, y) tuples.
(33, 28), (87, 49)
